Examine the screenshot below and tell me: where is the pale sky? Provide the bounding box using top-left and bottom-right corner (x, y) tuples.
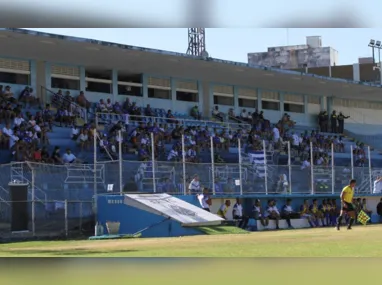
(28, 28), (381, 66)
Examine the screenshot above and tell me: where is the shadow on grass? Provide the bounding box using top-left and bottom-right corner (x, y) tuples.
(6, 249), (138, 256)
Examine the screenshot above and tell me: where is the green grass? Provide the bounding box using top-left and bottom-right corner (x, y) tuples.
(1, 225), (382, 257)
(197, 225), (250, 235)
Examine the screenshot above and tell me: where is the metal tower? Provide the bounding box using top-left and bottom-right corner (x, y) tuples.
(187, 28), (207, 57)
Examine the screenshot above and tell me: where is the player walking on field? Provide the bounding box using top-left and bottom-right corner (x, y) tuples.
(336, 179), (356, 231)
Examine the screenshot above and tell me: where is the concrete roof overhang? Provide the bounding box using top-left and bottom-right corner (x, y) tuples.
(0, 28), (381, 101)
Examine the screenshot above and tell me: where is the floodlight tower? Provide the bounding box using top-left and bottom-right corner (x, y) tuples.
(186, 28), (207, 57)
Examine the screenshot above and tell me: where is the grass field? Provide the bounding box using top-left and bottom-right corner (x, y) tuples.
(1, 225), (382, 257)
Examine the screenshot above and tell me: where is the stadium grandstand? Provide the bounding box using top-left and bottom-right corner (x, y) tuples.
(0, 28), (382, 238)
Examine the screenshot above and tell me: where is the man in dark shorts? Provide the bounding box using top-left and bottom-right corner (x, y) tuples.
(336, 179), (356, 231)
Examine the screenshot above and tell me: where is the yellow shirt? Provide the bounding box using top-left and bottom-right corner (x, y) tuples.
(341, 186), (354, 203)
(217, 204), (228, 217)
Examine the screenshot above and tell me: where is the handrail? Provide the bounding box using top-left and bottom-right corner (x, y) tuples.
(0, 186), (10, 206)
(95, 112), (251, 130)
(41, 86), (88, 123)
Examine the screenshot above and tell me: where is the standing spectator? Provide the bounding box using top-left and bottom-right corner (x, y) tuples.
(76, 91), (91, 111)
(373, 176), (382, 194)
(232, 198), (249, 229)
(188, 174), (201, 194)
(377, 198), (382, 223)
(330, 111), (337, 133)
(337, 112), (350, 134)
(190, 105), (201, 120)
(197, 188), (211, 212)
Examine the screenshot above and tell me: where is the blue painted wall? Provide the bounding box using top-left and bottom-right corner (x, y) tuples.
(96, 195), (202, 238)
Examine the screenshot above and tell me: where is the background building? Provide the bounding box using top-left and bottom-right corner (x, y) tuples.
(248, 36), (339, 69)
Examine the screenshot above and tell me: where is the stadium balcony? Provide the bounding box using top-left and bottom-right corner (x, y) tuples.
(1, 86), (382, 206)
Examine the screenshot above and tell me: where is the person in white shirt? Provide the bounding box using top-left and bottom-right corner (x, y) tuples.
(276, 174), (289, 193)
(197, 188), (211, 212)
(373, 176), (382, 194)
(240, 109), (247, 120)
(301, 159), (311, 170)
(264, 199), (281, 230)
(167, 148), (179, 161)
(232, 198), (249, 229)
(71, 126), (80, 140)
(291, 132), (300, 147)
(252, 199), (269, 228)
(62, 149), (77, 164)
(14, 114), (25, 127)
(272, 125), (280, 142)
(281, 198), (300, 229)
(2, 123), (13, 138)
(188, 174), (201, 194)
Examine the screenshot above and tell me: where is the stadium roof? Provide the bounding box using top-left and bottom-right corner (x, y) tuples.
(0, 28), (381, 102)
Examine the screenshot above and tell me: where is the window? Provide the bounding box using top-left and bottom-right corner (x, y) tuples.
(118, 73), (143, 97)
(284, 103), (304, 113)
(0, 72), (29, 85)
(148, 88), (171, 100)
(0, 58), (30, 85)
(118, 85), (143, 97)
(239, 98), (257, 108)
(51, 77), (80, 90)
(176, 91), (198, 102)
(262, 101), (280, 110)
(214, 95), (234, 106)
(85, 69), (112, 93)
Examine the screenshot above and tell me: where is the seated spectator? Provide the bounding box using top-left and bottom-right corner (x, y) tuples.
(97, 99), (108, 113)
(138, 146), (150, 161)
(14, 114), (25, 128)
(309, 199), (325, 227)
(32, 146), (42, 163)
(232, 198), (249, 229)
(299, 199), (316, 227)
(55, 108), (66, 127)
(252, 199), (269, 228)
(145, 104), (155, 117)
(113, 101), (122, 114)
(51, 146), (63, 164)
(76, 91), (91, 110)
(42, 104), (53, 131)
(71, 125), (80, 141)
(319, 199), (331, 227)
(190, 105), (201, 120)
(106, 98), (113, 112)
(264, 199), (280, 229)
(217, 200), (231, 219)
(129, 102), (141, 119)
(41, 146), (51, 163)
(62, 148), (78, 164)
(281, 198), (300, 229)
(212, 106), (224, 122)
(3, 86), (16, 103)
(214, 152), (225, 163)
(186, 146), (198, 162)
(166, 110), (178, 124)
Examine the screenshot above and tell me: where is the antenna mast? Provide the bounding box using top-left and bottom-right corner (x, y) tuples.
(186, 28), (206, 57)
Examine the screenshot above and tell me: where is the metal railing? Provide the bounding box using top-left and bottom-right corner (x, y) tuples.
(41, 86), (88, 123)
(95, 112), (251, 130)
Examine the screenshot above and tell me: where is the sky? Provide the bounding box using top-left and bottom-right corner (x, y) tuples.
(29, 28), (380, 66)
